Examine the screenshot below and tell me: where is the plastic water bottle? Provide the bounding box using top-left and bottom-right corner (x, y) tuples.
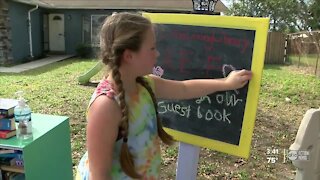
(14, 91), (33, 140)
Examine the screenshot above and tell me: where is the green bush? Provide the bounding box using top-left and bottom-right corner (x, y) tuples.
(75, 44), (92, 58)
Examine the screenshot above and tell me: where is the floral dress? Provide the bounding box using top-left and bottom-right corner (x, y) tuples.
(76, 76), (161, 180)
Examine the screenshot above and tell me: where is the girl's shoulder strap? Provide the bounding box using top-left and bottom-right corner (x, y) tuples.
(137, 75), (157, 108)
(87, 79), (123, 141)
(140, 75), (155, 92)
(88, 79), (120, 107)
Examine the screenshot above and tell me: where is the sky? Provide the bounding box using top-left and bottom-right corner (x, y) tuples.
(220, 0), (232, 8)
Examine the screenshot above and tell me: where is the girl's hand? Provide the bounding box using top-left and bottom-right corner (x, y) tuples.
(225, 69), (252, 90)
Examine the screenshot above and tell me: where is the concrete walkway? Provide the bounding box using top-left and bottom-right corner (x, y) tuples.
(0, 54), (74, 73)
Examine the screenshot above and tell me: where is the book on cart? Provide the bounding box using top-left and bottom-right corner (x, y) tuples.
(0, 99), (18, 118)
(0, 117), (15, 131)
(0, 130), (16, 139)
(1, 171), (25, 180)
(0, 149), (15, 154)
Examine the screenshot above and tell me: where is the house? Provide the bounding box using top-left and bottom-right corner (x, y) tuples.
(0, 0), (228, 65)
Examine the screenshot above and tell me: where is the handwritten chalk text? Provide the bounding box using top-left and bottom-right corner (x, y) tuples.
(158, 92), (243, 124)
(158, 102), (191, 118)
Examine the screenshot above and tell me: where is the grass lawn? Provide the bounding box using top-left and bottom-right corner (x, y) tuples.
(0, 58), (319, 179)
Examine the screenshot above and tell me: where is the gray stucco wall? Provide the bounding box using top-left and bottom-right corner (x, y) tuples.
(8, 1), (43, 63)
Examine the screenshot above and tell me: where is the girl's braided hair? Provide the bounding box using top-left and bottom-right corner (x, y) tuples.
(99, 12), (174, 178)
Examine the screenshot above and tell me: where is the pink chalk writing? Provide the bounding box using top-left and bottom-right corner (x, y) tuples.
(163, 51), (174, 70)
(206, 56), (222, 75)
(171, 30), (249, 53)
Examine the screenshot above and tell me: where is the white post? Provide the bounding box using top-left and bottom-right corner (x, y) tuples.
(289, 108), (320, 180)
(176, 142), (200, 180)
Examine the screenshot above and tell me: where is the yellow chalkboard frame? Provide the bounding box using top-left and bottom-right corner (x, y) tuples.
(143, 12), (269, 159)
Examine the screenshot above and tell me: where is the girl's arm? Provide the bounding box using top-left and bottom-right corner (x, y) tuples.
(151, 69), (252, 100)
(86, 95), (122, 180)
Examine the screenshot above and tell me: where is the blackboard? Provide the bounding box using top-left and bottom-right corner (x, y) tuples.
(156, 24), (255, 145)
(144, 13), (269, 158)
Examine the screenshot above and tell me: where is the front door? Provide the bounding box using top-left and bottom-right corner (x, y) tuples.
(49, 14), (65, 52)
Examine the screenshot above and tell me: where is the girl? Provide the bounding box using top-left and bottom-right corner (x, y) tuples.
(76, 12), (252, 180)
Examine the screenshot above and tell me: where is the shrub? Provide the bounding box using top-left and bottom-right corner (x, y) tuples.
(76, 44), (92, 58)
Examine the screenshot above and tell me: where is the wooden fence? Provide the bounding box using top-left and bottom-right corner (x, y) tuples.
(264, 32), (286, 64)
(287, 31), (320, 55)
(263, 31), (319, 76)
(287, 31), (320, 77)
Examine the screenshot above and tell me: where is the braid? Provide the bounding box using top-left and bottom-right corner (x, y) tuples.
(112, 66), (142, 179)
(136, 77), (175, 145)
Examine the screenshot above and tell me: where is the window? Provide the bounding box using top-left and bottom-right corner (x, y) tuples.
(82, 15), (90, 44)
(91, 15), (108, 46)
(82, 14), (108, 46)
(53, 15), (62, 20)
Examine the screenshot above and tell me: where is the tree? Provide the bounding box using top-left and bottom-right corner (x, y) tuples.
(307, 0), (320, 30)
(225, 0), (313, 32)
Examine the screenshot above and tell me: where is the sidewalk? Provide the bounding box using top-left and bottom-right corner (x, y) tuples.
(0, 55), (74, 73)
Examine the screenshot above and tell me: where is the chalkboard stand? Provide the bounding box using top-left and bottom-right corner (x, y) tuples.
(176, 142), (200, 180)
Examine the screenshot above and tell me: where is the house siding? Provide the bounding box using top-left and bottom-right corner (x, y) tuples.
(44, 9), (178, 55)
(6, 2), (214, 64)
(64, 11), (83, 54)
(45, 9), (114, 54)
(8, 1), (43, 63)
(46, 9), (87, 54)
(8, 4), (125, 63)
